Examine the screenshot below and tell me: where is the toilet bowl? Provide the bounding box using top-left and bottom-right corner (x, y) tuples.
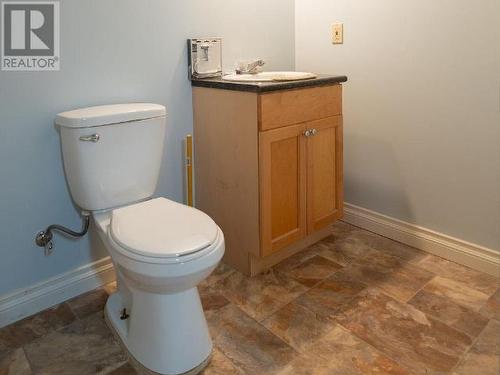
(55, 103), (225, 374)
(94, 198), (224, 374)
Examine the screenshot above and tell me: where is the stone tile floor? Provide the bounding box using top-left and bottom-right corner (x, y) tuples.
(1, 222), (499, 374)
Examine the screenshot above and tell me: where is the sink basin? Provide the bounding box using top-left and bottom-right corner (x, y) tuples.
(222, 71), (317, 82)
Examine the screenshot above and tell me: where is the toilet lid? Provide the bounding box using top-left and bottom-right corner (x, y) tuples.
(110, 198), (218, 258)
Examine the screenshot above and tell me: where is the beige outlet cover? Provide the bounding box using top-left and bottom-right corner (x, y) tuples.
(332, 23), (343, 44)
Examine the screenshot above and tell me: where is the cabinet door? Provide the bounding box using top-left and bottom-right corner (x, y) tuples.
(306, 116), (343, 233)
(260, 123), (307, 256)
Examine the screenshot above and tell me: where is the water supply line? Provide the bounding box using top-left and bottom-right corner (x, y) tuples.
(35, 212), (91, 256)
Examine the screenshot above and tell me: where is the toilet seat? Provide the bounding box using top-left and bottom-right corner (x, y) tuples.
(110, 197), (218, 260)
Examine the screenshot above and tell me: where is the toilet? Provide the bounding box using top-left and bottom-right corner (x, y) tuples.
(55, 103), (225, 375)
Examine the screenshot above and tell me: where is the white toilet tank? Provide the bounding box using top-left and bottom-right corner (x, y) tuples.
(55, 103), (167, 211)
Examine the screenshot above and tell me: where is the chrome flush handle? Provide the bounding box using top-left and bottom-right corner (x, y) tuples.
(79, 134), (100, 142)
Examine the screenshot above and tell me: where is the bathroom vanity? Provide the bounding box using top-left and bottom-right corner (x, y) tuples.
(192, 75), (347, 275)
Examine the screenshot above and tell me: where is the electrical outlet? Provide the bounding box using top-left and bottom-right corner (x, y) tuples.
(332, 23), (343, 44)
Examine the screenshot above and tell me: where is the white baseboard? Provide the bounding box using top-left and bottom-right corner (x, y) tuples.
(0, 257), (116, 328)
(343, 203), (500, 277)
(1, 205), (498, 328)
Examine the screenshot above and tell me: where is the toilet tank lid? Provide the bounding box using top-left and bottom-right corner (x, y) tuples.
(55, 103), (166, 128)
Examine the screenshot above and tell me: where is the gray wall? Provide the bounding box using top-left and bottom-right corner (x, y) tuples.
(0, 0), (295, 296)
(295, 0), (500, 250)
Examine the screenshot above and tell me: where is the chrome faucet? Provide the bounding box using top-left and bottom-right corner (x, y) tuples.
(236, 59), (265, 74)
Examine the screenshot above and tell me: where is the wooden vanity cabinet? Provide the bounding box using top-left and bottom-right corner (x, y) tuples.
(192, 84), (343, 275)
(259, 115), (343, 256)
(259, 122), (307, 256)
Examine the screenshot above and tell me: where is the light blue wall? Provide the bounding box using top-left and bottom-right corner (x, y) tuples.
(295, 0), (500, 250)
(0, 0), (295, 296)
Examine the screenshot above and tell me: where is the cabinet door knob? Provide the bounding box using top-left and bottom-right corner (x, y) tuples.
(311, 128), (318, 135)
(303, 129), (312, 137)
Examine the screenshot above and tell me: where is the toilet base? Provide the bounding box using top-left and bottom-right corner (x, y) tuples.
(105, 290), (212, 375)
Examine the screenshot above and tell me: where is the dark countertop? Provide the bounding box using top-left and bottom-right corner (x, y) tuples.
(191, 74), (347, 93)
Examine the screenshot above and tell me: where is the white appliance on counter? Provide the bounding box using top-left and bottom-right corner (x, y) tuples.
(187, 38), (222, 79)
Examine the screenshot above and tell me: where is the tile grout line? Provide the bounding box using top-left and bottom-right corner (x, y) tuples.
(340, 282), (496, 375)
(214, 256), (337, 324)
(1, 302), (81, 358)
(403, 274), (438, 304)
(207, 265), (305, 370)
(448, 318), (491, 374)
(334, 323), (416, 375)
(261, 228), (429, 364)
(332, 285), (468, 375)
(408, 297), (487, 341)
(475, 288), (498, 313)
(100, 360), (130, 375)
(64, 301), (83, 325)
(213, 301), (300, 374)
(317, 284), (415, 373)
(213, 258), (342, 368)
(20, 346), (36, 374)
(255, 268), (317, 323)
(331, 245), (433, 306)
(265, 253), (351, 317)
(211, 343), (246, 375)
